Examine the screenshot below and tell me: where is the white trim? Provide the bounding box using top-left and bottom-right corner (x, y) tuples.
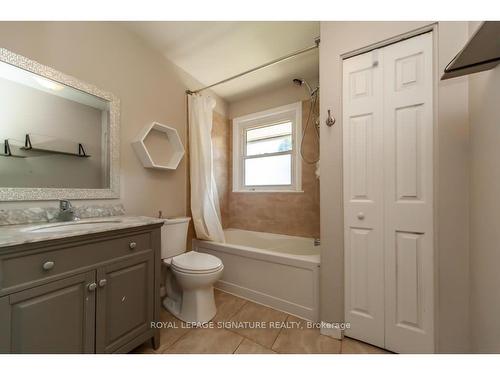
(340, 23), (437, 60)
(232, 102), (302, 193)
(214, 281), (317, 322)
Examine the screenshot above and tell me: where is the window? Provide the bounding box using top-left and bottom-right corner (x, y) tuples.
(232, 102), (302, 192)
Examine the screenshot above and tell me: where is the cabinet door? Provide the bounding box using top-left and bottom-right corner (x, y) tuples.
(95, 251), (154, 353)
(0, 271), (96, 353)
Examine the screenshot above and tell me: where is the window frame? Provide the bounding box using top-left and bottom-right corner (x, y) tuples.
(232, 102), (302, 193)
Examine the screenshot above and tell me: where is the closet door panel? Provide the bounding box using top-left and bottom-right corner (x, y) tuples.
(343, 50), (385, 348)
(383, 32), (434, 353)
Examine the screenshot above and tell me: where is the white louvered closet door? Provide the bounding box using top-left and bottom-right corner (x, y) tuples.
(343, 32), (434, 353)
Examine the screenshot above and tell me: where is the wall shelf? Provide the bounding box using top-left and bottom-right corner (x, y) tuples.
(442, 21), (500, 80)
(2, 134), (90, 158)
(132, 122), (185, 170)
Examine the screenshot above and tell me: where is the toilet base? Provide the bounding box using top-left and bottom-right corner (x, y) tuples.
(163, 286), (217, 323)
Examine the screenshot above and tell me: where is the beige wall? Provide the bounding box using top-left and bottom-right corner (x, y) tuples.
(0, 22), (226, 219)
(469, 65), (500, 353)
(228, 78), (318, 119)
(468, 24), (500, 354)
(319, 21), (471, 352)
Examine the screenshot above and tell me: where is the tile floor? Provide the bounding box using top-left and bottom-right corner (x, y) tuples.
(132, 289), (390, 354)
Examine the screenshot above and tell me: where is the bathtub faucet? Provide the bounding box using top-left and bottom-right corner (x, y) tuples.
(314, 238), (320, 246)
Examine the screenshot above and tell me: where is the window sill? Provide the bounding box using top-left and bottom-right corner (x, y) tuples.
(232, 189), (304, 194)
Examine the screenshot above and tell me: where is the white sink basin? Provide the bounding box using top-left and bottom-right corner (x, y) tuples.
(23, 219), (124, 233)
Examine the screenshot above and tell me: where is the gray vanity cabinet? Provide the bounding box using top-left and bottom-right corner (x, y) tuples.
(0, 270), (96, 353)
(0, 223), (162, 354)
(95, 251), (154, 353)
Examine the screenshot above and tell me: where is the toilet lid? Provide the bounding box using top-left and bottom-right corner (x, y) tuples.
(171, 251), (222, 273)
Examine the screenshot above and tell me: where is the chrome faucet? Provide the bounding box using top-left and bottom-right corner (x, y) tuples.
(57, 199), (79, 222)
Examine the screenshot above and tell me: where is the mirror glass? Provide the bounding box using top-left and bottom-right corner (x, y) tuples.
(0, 60), (111, 189)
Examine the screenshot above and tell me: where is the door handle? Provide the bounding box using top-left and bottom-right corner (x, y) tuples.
(87, 282), (97, 292)
(98, 279), (107, 288)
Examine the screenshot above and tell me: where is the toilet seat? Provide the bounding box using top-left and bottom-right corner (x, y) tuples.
(170, 251), (223, 274)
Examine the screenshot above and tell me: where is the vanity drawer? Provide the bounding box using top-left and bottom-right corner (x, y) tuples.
(0, 232), (151, 292)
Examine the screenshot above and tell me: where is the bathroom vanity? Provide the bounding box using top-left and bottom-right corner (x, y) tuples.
(0, 217), (163, 354)
(0, 48), (163, 353)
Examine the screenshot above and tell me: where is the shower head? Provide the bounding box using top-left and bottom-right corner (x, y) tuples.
(292, 78), (318, 97)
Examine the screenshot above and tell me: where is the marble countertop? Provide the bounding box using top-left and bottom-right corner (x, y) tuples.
(0, 216), (165, 248)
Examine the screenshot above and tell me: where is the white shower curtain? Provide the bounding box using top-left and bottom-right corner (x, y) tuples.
(188, 94), (225, 243)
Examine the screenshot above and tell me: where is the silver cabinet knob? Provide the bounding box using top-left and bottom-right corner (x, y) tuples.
(42, 261), (55, 271)
(98, 279), (107, 288)
(129, 242), (137, 250)
(357, 212), (365, 220)
(87, 282), (97, 292)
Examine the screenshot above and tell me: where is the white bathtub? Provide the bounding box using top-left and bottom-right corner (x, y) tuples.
(193, 228), (320, 322)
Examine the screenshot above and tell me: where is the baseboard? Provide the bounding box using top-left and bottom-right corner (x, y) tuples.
(320, 321), (344, 340)
(215, 280), (319, 322)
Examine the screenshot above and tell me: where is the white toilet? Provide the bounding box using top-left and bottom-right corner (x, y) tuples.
(161, 217), (224, 323)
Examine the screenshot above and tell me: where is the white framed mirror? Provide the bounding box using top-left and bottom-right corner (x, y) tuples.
(0, 48), (120, 201)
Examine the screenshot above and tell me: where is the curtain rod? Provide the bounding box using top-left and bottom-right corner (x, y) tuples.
(186, 37), (320, 95)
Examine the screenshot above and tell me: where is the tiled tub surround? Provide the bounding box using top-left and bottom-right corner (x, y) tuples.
(0, 203), (126, 226)
(209, 100), (320, 238)
(133, 290), (390, 354)
(212, 111), (231, 229)
(0, 215), (164, 248)
(194, 228), (320, 322)
(187, 100), (320, 245)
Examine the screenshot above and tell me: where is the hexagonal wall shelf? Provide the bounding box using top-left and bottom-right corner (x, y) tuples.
(132, 122), (185, 170)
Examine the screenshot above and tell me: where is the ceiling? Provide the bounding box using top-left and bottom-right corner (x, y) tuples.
(123, 21), (320, 103)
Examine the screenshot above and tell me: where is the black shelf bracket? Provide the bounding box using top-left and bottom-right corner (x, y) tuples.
(4, 139), (12, 156)
(78, 143), (87, 157)
(24, 134), (33, 150)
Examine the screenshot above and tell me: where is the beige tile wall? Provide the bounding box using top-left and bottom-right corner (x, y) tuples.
(212, 111), (231, 228)
(212, 100), (320, 238)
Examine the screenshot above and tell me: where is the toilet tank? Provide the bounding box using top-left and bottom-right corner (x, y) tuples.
(161, 217), (191, 259)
